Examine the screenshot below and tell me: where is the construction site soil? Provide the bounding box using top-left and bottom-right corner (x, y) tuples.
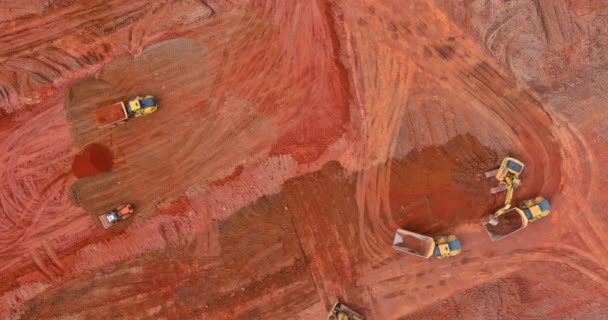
(1, 0), (608, 319)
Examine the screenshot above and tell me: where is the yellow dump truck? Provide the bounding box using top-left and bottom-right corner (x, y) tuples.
(392, 229), (462, 259)
(484, 197), (551, 241)
(95, 95), (158, 128)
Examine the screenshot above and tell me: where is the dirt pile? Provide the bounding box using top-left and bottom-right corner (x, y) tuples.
(485, 210), (524, 236)
(71, 143), (113, 178)
(94, 103), (126, 128)
(389, 134), (499, 234)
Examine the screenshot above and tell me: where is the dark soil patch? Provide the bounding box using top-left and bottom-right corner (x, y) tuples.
(71, 143), (113, 178)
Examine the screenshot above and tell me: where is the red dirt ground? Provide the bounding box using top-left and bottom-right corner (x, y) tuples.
(2, 0), (608, 319)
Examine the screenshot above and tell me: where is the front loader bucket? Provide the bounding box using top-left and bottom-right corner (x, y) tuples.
(483, 208), (529, 241)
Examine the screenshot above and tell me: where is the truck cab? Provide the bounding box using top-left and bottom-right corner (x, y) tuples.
(433, 236), (462, 258)
(520, 196), (551, 222)
(125, 96), (158, 117)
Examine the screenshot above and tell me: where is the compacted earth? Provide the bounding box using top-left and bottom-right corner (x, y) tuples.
(1, 1), (608, 319)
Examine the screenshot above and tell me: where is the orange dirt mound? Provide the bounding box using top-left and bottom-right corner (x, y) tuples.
(486, 210), (524, 236)
(71, 143), (113, 178)
(390, 134), (499, 234)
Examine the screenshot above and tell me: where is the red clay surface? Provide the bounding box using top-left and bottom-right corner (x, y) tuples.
(1, 0), (608, 319)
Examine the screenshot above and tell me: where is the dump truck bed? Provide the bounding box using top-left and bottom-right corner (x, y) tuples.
(484, 208), (528, 241)
(393, 229), (435, 258)
(95, 102), (127, 128)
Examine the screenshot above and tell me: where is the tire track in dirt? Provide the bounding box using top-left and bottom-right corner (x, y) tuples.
(0, 0), (214, 113)
(65, 37), (278, 219)
(437, 0), (608, 283)
(402, 257), (608, 319)
(2, 2), (354, 316)
(0, 100), (79, 260)
(17, 181), (319, 319)
(4, 1), (607, 319)
(550, 118), (608, 264)
(534, 0), (577, 48)
(329, 0), (567, 317)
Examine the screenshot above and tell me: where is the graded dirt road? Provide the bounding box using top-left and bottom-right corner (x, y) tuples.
(1, 0), (608, 319)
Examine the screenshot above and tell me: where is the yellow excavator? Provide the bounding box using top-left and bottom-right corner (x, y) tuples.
(485, 157), (524, 194)
(483, 157), (552, 241)
(485, 157), (524, 224)
(327, 301), (365, 320)
(488, 176), (517, 226)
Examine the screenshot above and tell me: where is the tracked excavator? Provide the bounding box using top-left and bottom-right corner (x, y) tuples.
(327, 301), (365, 320)
(484, 157), (524, 224)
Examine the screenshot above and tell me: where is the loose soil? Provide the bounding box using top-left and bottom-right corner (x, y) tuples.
(71, 143), (113, 178)
(486, 210), (525, 236)
(389, 134), (499, 235)
(94, 103), (125, 128)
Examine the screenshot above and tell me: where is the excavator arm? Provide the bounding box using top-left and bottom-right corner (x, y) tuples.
(488, 176), (516, 225)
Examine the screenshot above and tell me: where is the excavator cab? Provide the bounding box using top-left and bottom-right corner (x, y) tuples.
(327, 301), (365, 320)
(485, 157), (524, 194)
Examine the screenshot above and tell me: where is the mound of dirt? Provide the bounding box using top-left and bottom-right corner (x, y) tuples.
(71, 143), (113, 178)
(485, 210), (524, 236)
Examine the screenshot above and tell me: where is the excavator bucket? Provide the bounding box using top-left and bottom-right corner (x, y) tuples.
(483, 208), (529, 241)
(327, 301), (365, 320)
(392, 229), (435, 258)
